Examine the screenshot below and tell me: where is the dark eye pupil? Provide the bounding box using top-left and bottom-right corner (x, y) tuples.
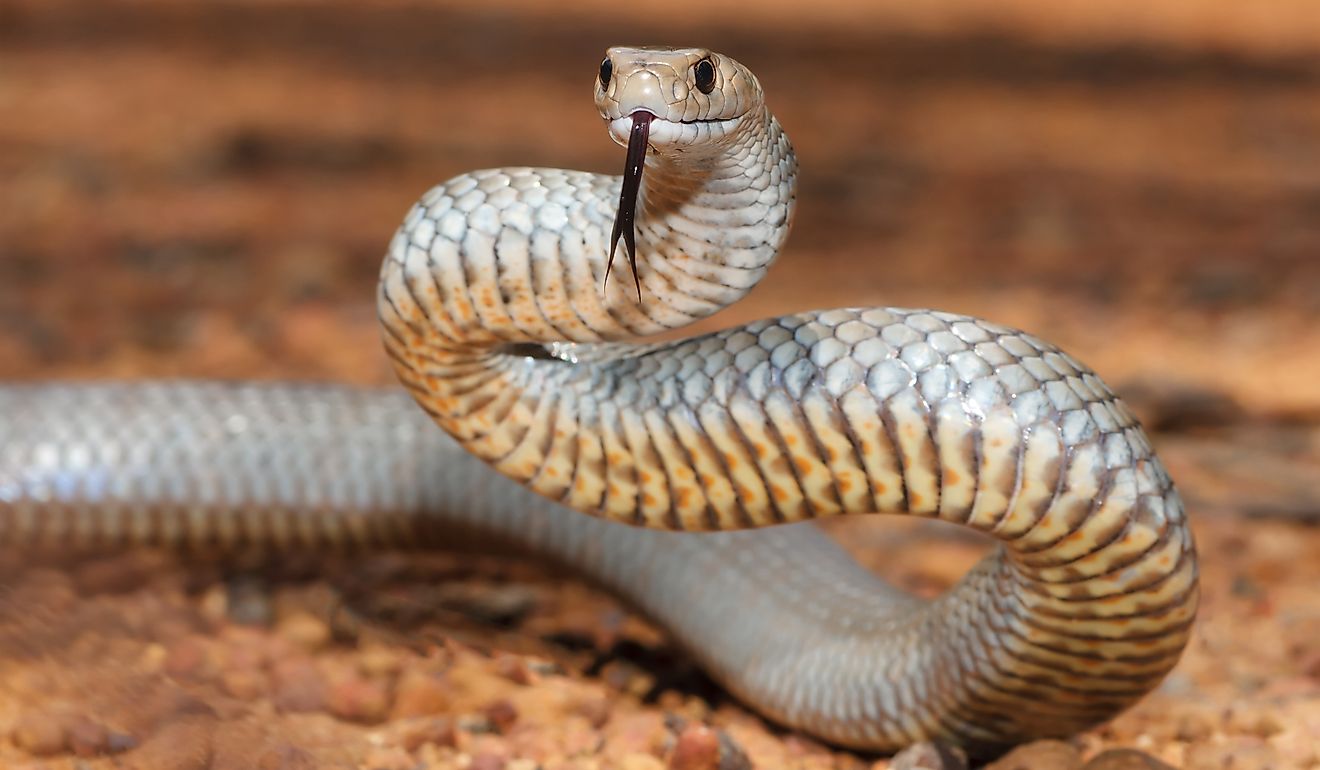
(694, 58), (716, 94)
(599, 58), (612, 89)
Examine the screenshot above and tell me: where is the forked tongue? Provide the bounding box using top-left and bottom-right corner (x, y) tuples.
(607, 110), (652, 301)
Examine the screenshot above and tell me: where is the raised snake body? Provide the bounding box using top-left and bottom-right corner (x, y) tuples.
(0, 47), (1197, 756)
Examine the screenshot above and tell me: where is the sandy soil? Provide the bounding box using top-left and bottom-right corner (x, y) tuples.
(0, 1), (1318, 767)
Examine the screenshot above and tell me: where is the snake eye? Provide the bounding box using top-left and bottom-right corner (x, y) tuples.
(599, 58), (612, 90)
(694, 57), (716, 94)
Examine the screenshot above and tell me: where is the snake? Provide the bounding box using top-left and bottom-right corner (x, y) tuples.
(0, 47), (1198, 757)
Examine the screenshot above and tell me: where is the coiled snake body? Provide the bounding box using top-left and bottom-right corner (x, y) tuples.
(0, 47), (1197, 756)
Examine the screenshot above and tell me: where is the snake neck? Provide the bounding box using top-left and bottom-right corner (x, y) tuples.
(378, 104), (796, 354)
(633, 108), (798, 290)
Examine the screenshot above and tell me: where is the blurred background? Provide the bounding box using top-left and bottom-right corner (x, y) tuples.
(1, 1), (1318, 767)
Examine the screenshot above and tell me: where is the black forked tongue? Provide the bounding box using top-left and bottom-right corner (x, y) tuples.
(607, 110), (652, 302)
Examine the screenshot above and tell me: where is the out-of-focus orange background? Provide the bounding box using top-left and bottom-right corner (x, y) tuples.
(2, 0), (1318, 414)
(1, 2), (1319, 768)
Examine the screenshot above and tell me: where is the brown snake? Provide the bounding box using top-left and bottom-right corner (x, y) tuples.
(0, 47), (1198, 756)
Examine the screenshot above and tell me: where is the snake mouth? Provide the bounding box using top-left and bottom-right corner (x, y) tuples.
(606, 110), (652, 302)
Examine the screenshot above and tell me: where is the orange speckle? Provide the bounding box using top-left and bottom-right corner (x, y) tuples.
(724, 453), (740, 469)
(990, 438), (1005, 448)
(838, 478), (853, 493)
(754, 442), (769, 458)
(784, 434), (799, 446)
(826, 447), (838, 462)
(945, 469), (961, 486)
(675, 488), (692, 508)
(642, 493), (657, 507)
(875, 482), (887, 495)
(608, 452), (624, 465)
(910, 493), (924, 508)
(794, 457), (812, 474)
(770, 485), (789, 502)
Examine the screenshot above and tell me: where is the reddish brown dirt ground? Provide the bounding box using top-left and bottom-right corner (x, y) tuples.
(1, 1), (1318, 768)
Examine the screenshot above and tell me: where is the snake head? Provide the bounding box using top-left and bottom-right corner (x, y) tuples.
(595, 47), (762, 300)
(594, 47), (761, 149)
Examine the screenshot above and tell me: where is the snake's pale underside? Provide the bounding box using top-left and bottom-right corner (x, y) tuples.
(0, 47), (1198, 756)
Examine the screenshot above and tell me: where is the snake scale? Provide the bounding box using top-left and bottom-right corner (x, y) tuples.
(0, 47), (1197, 756)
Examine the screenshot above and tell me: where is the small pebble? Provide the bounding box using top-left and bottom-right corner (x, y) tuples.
(602, 712), (671, 760)
(361, 746), (415, 770)
(470, 753), (507, 770)
(714, 729), (752, 770)
(484, 699), (519, 734)
(276, 611), (331, 652)
(622, 753), (667, 770)
(254, 744), (318, 770)
(198, 583), (229, 626)
(222, 668), (268, 700)
(1083, 749), (1175, 770)
(359, 643), (404, 678)
(106, 730), (140, 754)
(164, 635), (215, 680)
(575, 696), (613, 729)
(327, 676), (392, 724)
(1173, 710), (1215, 743)
(10, 714), (66, 756)
(669, 723), (720, 770)
(494, 654), (536, 686)
(126, 716), (215, 770)
(67, 717), (108, 757)
(271, 658), (327, 713)
(890, 741), (969, 770)
(224, 630), (270, 670)
(1302, 650), (1320, 680)
(392, 670), (453, 718)
(983, 740), (1082, 770)
(400, 717), (460, 751)
(227, 577), (274, 626)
